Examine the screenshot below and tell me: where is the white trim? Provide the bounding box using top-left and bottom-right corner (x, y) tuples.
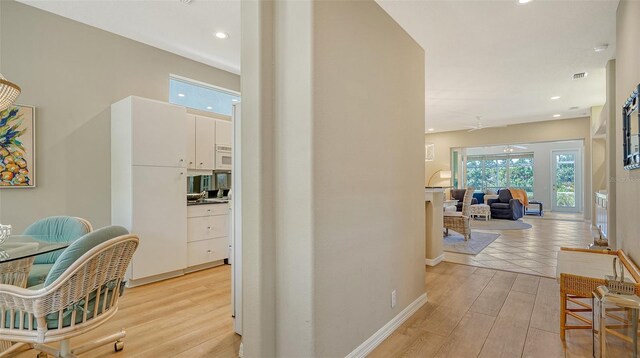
(550, 148), (583, 213)
(345, 293), (428, 358)
(169, 73), (241, 96)
(425, 254), (444, 266)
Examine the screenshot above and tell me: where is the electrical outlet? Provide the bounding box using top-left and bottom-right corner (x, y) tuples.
(391, 290), (397, 308)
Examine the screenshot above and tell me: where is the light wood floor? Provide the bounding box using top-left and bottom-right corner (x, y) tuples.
(371, 262), (599, 358)
(16, 265), (240, 358)
(445, 216), (593, 278)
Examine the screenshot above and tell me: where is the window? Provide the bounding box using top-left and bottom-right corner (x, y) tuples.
(169, 76), (240, 116)
(465, 153), (534, 199)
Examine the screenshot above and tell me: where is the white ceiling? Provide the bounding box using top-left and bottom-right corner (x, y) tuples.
(20, 0), (618, 133)
(19, 0), (241, 74)
(377, 0), (618, 132)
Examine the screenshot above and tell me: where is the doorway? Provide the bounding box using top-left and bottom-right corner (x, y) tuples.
(551, 149), (582, 213)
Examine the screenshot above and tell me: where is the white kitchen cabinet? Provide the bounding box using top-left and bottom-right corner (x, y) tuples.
(187, 215), (228, 242)
(188, 238), (228, 267)
(185, 115), (216, 171)
(131, 166), (187, 279)
(186, 115), (196, 169)
(195, 116), (215, 170)
(111, 96), (188, 285)
(186, 203), (229, 266)
(112, 96), (187, 168)
(215, 119), (233, 146)
(187, 203), (228, 217)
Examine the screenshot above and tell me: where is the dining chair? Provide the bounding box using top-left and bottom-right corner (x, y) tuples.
(443, 187), (474, 240)
(23, 217), (93, 288)
(0, 226), (139, 358)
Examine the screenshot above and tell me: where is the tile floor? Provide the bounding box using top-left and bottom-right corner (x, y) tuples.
(444, 213), (593, 278)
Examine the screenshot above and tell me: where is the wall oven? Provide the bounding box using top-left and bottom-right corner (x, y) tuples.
(216, 145), (232, 170)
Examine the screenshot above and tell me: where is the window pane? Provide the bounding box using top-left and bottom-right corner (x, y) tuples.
(169, 77), (240, 116)
(464, 153), (534, 199)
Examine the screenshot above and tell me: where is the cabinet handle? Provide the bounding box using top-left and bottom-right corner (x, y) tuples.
(180, 172), (184, 176)
(189, 161), (193, 164)
(207, 226), (212, 230)
(207, 250), (212, 254)
(200, 162), (204, 165)
(207, 209), (211, 212)
(180, 159), (184, 163)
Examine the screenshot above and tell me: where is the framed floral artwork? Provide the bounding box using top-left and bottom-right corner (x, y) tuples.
(0, 105), (35, 187)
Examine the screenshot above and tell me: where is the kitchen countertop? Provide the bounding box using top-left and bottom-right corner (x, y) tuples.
(187, 199), (229, 206)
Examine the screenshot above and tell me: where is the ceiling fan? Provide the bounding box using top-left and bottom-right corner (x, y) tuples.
(503, 144), (528, 153)
(465, 116), (507, 132)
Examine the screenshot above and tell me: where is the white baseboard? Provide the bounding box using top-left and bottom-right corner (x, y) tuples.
(425, 254), (444, 266)
(346, 292), (428, 358)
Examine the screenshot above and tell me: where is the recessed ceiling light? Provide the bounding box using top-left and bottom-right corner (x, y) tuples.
(215, 32), (229, 39)
(427, 128), (435, 132)
(550, 96), (561, 100)
(553, 114), (561, 118)
(232, 99), (239, 102)
(594, 44), (609, 52)
(178, 93), (185, 97)
(518, 0), (533, 4)
(206, 106), (212, 110)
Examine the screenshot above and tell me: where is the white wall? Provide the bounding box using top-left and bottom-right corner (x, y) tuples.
(0, 1), (240, 231)
(240, 0), (426, 356)
(313, 1), (425, 355)
(465, 140), (585, 212)
(614, 0), (640, 260)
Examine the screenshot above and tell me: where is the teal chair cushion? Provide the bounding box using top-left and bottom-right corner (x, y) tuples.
(43, 226), (129, 287)
(26, 264), (54, 288)
(24, 216), (91, 265)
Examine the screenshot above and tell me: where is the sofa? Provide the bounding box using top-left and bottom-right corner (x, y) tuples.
(487, 189), (524, 220)
(450, 188), (478, 211)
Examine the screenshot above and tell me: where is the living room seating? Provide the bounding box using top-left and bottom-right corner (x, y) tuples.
(443, 187), (474, 240)
(487, 189), (524, 220)
(0, 226), (139, 358)
(450, 188), (478, 211)
(23, 216), (93, 288)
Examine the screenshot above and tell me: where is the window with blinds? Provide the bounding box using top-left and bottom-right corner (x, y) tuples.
(465, 153), (534, 199)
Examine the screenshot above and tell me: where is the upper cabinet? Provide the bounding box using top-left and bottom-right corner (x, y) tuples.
(111, 96), (187, 168)
(195, 116), (216, 170)
(215, 120), (233, 146)
(185, 115), (216, 171)
(186, 115), (196, 169)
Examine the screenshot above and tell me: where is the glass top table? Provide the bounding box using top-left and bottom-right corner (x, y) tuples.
(0, 235), (68, 264)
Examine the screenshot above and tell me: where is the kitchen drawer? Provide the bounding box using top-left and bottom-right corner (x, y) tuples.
(187, 215), (228, 242)
(187, 204), (228, 218)
(188, 237), (228, 266)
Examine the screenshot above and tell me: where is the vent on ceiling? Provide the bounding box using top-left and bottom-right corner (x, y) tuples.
(569, 106), (580, 110)
(572, 72), (588, 80)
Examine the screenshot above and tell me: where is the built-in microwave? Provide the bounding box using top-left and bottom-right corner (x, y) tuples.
(216, 145), (232, 170)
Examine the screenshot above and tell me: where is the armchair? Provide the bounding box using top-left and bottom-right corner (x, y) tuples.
(444, 187), (474, 240)
(23, 216), (93, 288)
(0, 226), (138, 358)
(449, 189), (478, 211)
(487, 189), (524, 220)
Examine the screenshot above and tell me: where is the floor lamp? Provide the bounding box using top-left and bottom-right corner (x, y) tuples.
(427, 169), (452, 187)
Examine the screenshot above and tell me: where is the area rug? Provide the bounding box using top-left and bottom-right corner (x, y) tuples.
(443, 231), (501, 255)
(470, 219), (532, 231)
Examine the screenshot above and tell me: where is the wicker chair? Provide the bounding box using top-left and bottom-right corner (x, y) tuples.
(443, 187), (474, 240)
(23, 216), (94, 288)
(0, 227), (139, 358)
(557, 247), (640, 341)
